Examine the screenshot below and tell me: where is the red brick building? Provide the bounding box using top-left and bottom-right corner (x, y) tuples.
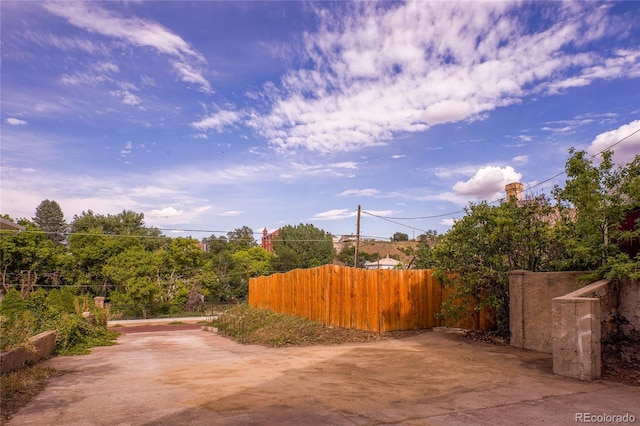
(261, 228), (279, 253)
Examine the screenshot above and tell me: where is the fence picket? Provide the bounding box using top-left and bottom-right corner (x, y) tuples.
(249, 266), (492, 332)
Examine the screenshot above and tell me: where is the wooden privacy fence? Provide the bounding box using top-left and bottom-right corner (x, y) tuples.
(249, 265), (493, 332)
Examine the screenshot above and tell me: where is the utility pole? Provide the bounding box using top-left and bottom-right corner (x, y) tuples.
(354, 205), (361, 268)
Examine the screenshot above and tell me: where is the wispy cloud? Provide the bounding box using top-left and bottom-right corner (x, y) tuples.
(192, 110), (241, 132)
(512, 155), (529, 165)
(248, 2), (633, 154)
(311, 209), (357, 220)
(23, 31), (109, 55)
(338, 188), (379, 197)
(5, 117), (27, 126)
(43, 1), (211, 93)
(219, 210), (244, 217)
(146, 206), (212, 226)
(111, 89), (142, 106)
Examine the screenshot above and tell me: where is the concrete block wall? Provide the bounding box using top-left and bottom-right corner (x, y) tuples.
(509, 270), (590, 353)
(551, 280), (613, 381)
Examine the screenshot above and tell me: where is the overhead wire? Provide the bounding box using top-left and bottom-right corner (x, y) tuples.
(363, 126), (640, 225)
(3, 127), (637, 240)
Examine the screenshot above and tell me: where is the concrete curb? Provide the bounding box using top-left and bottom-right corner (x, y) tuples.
(108, 316), (214, 327)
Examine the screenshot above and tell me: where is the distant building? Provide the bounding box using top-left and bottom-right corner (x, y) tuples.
(505, 182), (524, 202)
(333, 236), (343, 254)
(262, 228), (279, 253)
(620, 207), (640, 259)
(504, 182), (639, 258)
(364, 255), (403, 270)
(0, 218), (25, 232)
(197, 239), (208, 252)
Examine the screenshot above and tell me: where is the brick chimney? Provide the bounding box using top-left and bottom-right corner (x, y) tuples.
(505, 182), (524, 201)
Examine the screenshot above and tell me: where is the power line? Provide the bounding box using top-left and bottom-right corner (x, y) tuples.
(362, 211), (430, 233)
(364, 126), (640, 223)
(4, 128), (636, 240)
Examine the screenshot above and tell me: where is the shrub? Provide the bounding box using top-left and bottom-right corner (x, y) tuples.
(0, 289), (117, 355)
(0, 289), (25, 319)
(0, 311), (37, 352)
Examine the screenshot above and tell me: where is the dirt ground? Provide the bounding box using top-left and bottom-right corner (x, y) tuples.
(7, 328), (640, 426)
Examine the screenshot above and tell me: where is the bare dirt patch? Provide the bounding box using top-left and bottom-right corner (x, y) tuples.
(9, 329), (639, 425)
(465, 330), (640, 387)
(602, 341), (640, 386)
(0, 366), (62, 423)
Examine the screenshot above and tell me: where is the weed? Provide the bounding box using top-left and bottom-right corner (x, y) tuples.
(1, 366), (61, 423)
(213, 303), (398, 347)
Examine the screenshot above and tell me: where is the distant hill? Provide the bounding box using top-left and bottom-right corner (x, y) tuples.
(354, 240), (418, 264)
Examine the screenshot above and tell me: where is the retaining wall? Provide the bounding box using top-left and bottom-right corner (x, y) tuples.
(551, 280), (615, 381)
(0, 330), (57, 374)
(508, 270), (590, 353)
(509, 271), (640, 381)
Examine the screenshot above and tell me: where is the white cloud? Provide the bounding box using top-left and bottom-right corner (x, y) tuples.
(391, 155), (406, 159)
(586, 119), (640, 165)
(453, 166), (522, 200)
(547, 49), (640, 95)
(96, 62), (119, 73)
(219, 211), (243, 217)
(5, 117), (27, 126)
(440, 218), (457, 227)
(542, 126), (573, 133)
(43, 2), (211, 92)
(148, 207), (184, 218)
(512, 155), (529, 165)
(363, 210), (394, 217)
(192, 110), (241, 132)
(285, 160), (360, 178)
(312, 209), (357, 220)
(145, 205), (212, 226)
(111, 90), (142, 106)
(338, 188), (379, 197)
(24, 31), (108, 55)
(120, 141), (133, 157)
(249, 2), (633, 154)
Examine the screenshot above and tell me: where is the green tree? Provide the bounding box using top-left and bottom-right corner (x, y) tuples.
(272, 223), (335, 272)
(431, 195), (558, 337)
(33, 199), (68, 245)
(103, 247), (163, 318)
(0, 218), (66, 294)
(67, 210), (165, 295)
(414, 238), (437, 269)
(391, 232), (409, 242)
(335, 245), (377, 267)
(552, 150), (640, 279)
(164, 237), (208, 309)
(227, 226), (257, 251)
(226, 246), (274, 299)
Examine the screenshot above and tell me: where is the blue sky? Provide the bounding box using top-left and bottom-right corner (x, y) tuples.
(1, 1), (639, 241)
